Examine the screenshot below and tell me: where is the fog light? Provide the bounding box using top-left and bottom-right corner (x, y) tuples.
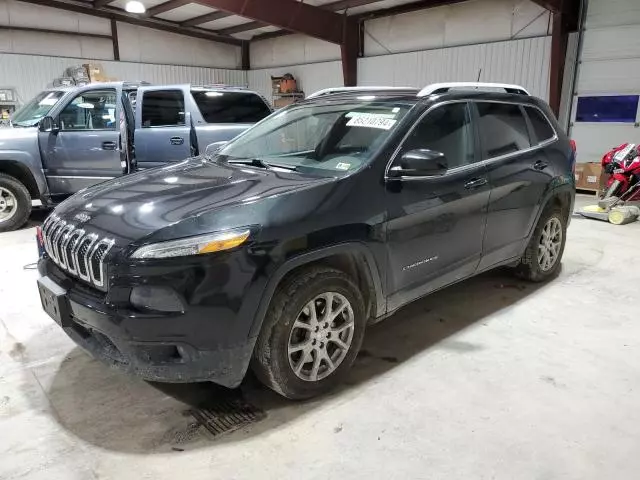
(130, 286), (185, 313)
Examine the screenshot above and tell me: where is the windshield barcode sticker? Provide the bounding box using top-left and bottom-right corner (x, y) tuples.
(346, 115), (397, 130)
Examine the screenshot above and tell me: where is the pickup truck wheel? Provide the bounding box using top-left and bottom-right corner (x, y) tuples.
(514, 206), (566, 282)
(252, 266), (366, 400)
(0, 174), (31, 233)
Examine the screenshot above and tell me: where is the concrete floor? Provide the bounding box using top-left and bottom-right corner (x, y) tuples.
(1, 194), (639, 480)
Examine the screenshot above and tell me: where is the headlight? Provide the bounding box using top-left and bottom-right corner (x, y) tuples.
(130, 229), (250, 259)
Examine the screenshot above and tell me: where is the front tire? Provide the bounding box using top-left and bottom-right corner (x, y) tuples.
(514, 206), (567, 282)
(0, 173), (31, 233)
(251, 266), (366, 400)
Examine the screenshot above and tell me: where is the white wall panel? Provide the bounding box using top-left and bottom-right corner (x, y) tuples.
(247, 61), (343, 103)
(0, 53), (247, 105)
(359, 36), (551, 100)
(0, 30), (113, 59)
(251, 34), (340, 69)
(585, 0), (640, 28)
(364, 0), (549, 56)
(0, 0), (241, 68)
(116, 23), (241, 69)
(0, 0), (111, 34)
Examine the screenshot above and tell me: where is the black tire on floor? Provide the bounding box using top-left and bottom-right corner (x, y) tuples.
(251, 266), (366, 400)
(514, 204), (567, 282)
(0, 173), (31, 233)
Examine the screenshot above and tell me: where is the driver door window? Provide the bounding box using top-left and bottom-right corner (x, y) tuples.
(401, 102), (475, 169)
(59, 90), (117, 131)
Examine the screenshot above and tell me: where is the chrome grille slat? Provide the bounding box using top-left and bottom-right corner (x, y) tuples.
(41, 217), (113, 291)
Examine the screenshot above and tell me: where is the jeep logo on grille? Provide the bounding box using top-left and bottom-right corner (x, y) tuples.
(74, 212), (91, 223)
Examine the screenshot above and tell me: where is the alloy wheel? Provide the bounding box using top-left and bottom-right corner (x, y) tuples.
(538, 217), (562, 271)
(287, 292), (355, 382)
(0, 187), (18, 223)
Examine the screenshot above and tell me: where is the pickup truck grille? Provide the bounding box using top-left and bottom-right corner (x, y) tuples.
(42, 214), (114, 290)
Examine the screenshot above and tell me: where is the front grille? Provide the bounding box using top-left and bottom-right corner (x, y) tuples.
(42, 214), (114, 290)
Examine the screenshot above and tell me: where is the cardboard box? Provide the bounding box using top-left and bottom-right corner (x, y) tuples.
(575, 162), (603, 191)
(83, 63), (108, 83)
(274, 97), (297, 109)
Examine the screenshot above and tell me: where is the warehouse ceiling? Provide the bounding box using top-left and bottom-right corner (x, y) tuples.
(103, 0), (435, 40)
(17, 0), (466, 46)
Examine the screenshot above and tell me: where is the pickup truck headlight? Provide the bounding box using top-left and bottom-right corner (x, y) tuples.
(130, 229), (250, 259)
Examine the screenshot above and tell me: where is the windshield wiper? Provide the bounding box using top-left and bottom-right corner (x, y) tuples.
(228, 158), (297, 171)
(228, 158), (271, 169)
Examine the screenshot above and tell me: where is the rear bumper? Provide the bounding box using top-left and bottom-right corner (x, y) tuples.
(38, 258), (257, 388)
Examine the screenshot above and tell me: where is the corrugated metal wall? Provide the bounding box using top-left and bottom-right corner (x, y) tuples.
(247, 61), (343, 104)
(0, 52), (247, 104)
(247, 36), (551, 106)
(359, 36), (551, 100)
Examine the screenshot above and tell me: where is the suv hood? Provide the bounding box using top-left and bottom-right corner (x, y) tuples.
(53, 157), (333, 244)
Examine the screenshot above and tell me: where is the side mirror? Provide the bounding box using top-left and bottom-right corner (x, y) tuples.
(389, 149), (448, 177)
(38, 116), (59, 133)
(205, 141), (228, 157)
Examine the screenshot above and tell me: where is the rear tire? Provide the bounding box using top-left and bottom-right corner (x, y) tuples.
(0, 173), (31, 233)
(251, 266), (366, 400)
(514, 205), (566, 282)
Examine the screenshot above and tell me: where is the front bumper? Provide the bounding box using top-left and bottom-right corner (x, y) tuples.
(37, 258), (258, 388)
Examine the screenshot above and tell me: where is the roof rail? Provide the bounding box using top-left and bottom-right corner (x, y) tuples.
(307, 86), (416, 99)
(197, 84), (248, 90)
(417, 82), (530, 97)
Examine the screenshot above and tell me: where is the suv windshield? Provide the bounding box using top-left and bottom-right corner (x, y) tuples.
(218, 99), (412, 176)
(12, 90), (66, 127)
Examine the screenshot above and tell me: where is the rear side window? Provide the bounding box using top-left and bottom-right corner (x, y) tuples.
(476, 102), (531, 159)
(191, 91), (271, 123)
(402, 102), (475, 169)
(525, 106), (555, 143)
(141, 90), (185, 127)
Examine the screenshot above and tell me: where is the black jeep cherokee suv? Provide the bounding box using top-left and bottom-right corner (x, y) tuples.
(37, 83), (576, 399)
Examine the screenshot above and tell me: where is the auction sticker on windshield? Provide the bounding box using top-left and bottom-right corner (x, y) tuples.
(346, 115), (397, 130)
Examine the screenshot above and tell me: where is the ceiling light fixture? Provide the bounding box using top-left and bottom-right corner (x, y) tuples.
(125, 1), (146, 14)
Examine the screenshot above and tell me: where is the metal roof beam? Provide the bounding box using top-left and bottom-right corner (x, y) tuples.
(145, 0), (193, 17)
(17, 0), (243, 46)
(212, 0), (386, 36)
(180, 10), (232, 27)
(194, 0), (350, 44)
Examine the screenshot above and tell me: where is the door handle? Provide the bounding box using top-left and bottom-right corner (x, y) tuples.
(533, 160), (548, 170)
(464, 177), (488, 189)
(170, 136), (184, 145)
(101, 141), (117, 150)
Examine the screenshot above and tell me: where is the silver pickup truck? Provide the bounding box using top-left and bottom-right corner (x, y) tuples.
(0, 81), (272, 232)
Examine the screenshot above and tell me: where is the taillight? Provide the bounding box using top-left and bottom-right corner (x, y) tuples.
(570, 139), (577, 153)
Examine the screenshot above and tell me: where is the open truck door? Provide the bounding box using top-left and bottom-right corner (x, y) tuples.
(38, 85), (125, 200)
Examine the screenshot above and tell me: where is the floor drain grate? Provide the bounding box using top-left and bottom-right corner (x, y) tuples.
(190, 396), (266, 438)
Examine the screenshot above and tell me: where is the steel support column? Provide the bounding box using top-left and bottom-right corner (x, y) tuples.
(241, 41), (251, 71)
(110, 19), (120, 61)
(549, 12), (568, 116)
(341, 19), (359, 86)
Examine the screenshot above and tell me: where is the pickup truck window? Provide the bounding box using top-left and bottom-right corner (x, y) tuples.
(11, 90), (65, 126)
(191, 91), (271, 123)
(59, 89), (117, 131)
(141, 90), (185, 127)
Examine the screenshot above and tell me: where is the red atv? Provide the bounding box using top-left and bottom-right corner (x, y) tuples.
(601, 143), (640, 201)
